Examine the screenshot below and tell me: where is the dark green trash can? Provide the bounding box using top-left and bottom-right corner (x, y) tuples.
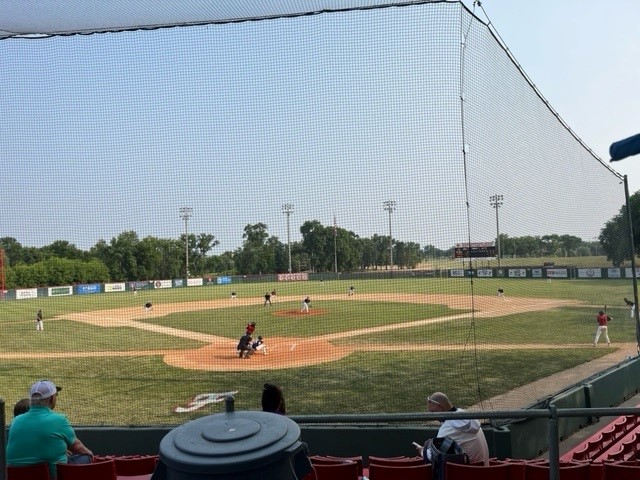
(154, 398), (310, 480)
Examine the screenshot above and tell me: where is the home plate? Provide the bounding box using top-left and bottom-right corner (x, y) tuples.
(289, 344), (297, 351)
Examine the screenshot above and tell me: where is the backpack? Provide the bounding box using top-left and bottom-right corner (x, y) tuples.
(423, 436), (469, 480)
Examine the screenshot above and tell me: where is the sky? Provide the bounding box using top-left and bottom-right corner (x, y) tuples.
(1, 0), (637, 254)
(468, 0), (640, 187)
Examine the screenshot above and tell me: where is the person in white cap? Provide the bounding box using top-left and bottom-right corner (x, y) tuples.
(6, 380), (94, 477)
(414, 391), (490, 466)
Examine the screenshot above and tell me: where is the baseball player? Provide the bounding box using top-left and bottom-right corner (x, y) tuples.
(252, 335), (268, 355)
(144, 301), (153, 311)
(593, 310), (612, 347)
(348, 285), (355, 296)
(263, 292), (272, 306)
(300, 296), (311, 314)
(237, 334), (253, 358)
(245, 322), (256, 335)
(624, 298), (635, 318)
(35, 309), (44, 332)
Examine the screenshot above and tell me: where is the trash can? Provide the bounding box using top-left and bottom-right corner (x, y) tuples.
(155, 397), (310, 480)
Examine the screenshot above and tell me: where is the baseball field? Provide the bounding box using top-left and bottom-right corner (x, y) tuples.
(0, 277), (636, 426)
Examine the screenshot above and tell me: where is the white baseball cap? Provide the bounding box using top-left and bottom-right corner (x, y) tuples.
(30, 380), (62, 400)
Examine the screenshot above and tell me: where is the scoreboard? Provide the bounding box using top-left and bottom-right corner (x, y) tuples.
(453, 242), (496, 259)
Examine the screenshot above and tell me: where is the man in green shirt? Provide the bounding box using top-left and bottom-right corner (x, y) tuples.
(6, 380), (93, 477)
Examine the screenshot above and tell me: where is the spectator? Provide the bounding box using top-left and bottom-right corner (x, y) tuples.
(13, 398), (30, 418)
(262, 383), (286, 415)
(7, 380), (94, 478)
(414, 391), (489, 466)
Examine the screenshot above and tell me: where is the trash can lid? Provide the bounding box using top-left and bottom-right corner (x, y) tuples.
(159, 410), (303, 475)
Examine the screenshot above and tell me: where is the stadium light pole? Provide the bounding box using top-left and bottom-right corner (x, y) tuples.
(179, 207), (193, 279)
(282, 203), (294, 273)
(490, 194), (504, 267)
(383, 200), (396, 271)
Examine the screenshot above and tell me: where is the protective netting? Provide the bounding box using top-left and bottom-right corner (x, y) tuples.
(0, 1), (628, 425)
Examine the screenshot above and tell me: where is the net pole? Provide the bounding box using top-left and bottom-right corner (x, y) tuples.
(623, 176), (640, 353)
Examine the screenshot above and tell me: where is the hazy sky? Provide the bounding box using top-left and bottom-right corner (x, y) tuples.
(470, 0), (640, 187)
(0, 1), (635, 253)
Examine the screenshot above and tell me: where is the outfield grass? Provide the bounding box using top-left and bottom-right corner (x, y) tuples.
(0, 277), (635, 425)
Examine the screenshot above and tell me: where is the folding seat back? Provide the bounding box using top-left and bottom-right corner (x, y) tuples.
(56, 460), (117, 480)
(445, 462), (511, 480)
(114, 455), (159, 476)
(603, 462), (640, 480)
(7, 463), (51, 480)
(367, 455), (425, 466)
(524, 462), (590, 480)
(312, 461), (360, 480)
(368, 463), (431, 480)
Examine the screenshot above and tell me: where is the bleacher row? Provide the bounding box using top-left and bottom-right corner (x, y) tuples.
(561, 413), (640, 463)
(7, 410), (640, 480)
(306, 455), (640, 480)
(301, 408), (640, 479)
(6, 454), (158, 480)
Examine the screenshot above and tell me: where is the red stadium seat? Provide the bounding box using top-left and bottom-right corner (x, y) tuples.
(310, 455), (364, 476)
(367, 455), (425, 466)
(114, 455), (158, 476)
(524, 462), (590, 480)
(312, 461), (360, 480)
(7, 463), (51, 480)
(56, 460), (117, 480)
(603, 462), (640, 480)
(367, 463), (431, 480)
(445, 462), (511, 480)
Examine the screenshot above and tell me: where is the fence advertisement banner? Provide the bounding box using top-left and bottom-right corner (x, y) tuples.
(578, 269), (602, 278)
(105, 283), (126, 293)
(546, 268), (568, 278)
(477, 269), (493, 277)
(608, 268), (621, 279)
(16, 288), (38, 300)
(77, 284), (101, 295)
(187, 278), (203, 287)
(277, 273), (309, 281)
(508, 269), (526, 278)
(49, 286), (73, 297)
(625, 268), (640, 278)
(449, 269), (464, 277)
(154, 280), (172, 289)
(532, 269), (543, 278)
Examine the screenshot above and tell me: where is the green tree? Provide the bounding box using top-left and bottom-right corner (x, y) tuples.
(235, 223), (281, 274)
(40, 240), (87, 260)
(599, 191), (640, 266)
(300, 221), (330, 272)
(394, 241), (423, 269)
(360, 238), (378, 270)
(0, 237), (23, 266)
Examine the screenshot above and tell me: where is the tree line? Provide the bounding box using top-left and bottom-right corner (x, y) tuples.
(1, 205), (633, 289)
